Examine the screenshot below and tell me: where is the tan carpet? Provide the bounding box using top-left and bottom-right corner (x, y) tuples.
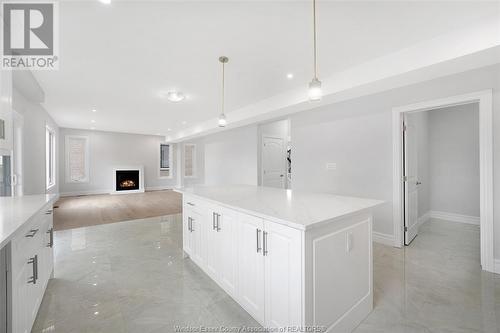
(53, 190), (182, 231)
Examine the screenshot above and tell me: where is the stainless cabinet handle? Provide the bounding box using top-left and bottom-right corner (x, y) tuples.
(263, 231), (268, 256)
(45, 209), (53, 215)
(189, 217), (195, 232)
(47, 228), (54, 248)
(187, 202), (195, 206)
(212, 212), (216, 230)
(256, 229), (261, 253)
(25, 228), (39, 238)
(216, 214), (221, 232)
(27, 255), (37, 284)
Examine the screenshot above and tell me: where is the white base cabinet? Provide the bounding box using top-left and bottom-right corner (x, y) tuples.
(8, 203), (54, 333)
(181, 193), (374, 332)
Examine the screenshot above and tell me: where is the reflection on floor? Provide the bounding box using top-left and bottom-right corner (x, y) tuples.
(32, 217), (499, 332)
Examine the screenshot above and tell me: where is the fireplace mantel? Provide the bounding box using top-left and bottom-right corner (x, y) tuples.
(111, 166), (145, 195)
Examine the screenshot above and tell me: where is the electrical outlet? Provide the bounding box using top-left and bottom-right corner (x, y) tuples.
(326, 163), (337, 170)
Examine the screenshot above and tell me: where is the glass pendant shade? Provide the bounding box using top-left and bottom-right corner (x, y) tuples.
(218, 113), (227, 127)
(308, 77), (322, 102)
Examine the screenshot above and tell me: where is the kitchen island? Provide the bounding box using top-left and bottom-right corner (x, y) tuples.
(0, 194), (57, 333)
(175, 185), (383, 332)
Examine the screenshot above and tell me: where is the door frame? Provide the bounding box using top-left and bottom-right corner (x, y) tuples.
(392, 90), (494, 272)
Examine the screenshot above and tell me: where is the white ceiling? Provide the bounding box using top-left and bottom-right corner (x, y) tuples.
(34, 0), (500, 139)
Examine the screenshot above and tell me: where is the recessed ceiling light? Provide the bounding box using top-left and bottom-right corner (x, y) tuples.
(90, 127), (96, 130)
(98, 0), (111, 4)
(167, 128), (172, 132)
(286, 73), (294, 79)
(91, 119), (96, 123)
(92, 108), (97, 113)
(181, 121), (187, 125)
(166, 91), (185, 103)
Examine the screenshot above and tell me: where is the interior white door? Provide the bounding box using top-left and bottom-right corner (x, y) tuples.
(237, 214), (265, 324)
(262, 136), (286, 188)
(263, 220), (302, 328)
(403, 115), (419, 245)
(12, 110), (23, 196)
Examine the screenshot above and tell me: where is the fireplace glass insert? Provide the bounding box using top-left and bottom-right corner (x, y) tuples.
(116, 170), (140, 191)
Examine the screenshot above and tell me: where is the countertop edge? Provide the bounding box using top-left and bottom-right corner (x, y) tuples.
(174, 188), (382, 231)
(0, 194), (58, 249)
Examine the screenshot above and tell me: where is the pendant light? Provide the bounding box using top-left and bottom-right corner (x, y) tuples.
(218, 56), (229, 127)
(308, 0), (322, 102)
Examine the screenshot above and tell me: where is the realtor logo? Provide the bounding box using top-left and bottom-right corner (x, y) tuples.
(1, 1), (59, 70)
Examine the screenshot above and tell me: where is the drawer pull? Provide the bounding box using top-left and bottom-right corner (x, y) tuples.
(25, 228), (39, 238)
(187, 202), (195, 206)
(45, 209), (53, 215)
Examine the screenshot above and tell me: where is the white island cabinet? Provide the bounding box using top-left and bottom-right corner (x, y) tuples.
(176, 185), (383, 332)
(0, 195), (56, 333)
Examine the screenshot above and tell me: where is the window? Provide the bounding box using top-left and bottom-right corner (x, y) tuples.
(159, 143), (172, 178)
(65, 135), (90, 183)
(45, 126), (56, 189)
(184, 144), (196, 178)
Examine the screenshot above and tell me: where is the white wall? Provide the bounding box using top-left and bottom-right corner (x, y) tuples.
(12, 85), (59, 196)
(428, 103), (480, 217)
(58, 128), (178, 195)
(289, 64), (499, 258)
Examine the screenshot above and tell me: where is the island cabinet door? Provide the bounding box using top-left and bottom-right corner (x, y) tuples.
(237, 214), (265, 324)
(205, 206), (221, 281)
(217, 208), (239, 298)
(263, 221), (303, 329)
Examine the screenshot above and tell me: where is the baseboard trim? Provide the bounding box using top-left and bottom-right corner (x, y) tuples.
(494, 259), (500, 275)
(60, 187), (174, 197)
(372, 231), (395, 246)
(59, 189), (110, 197)
(145, 186), (174, 191)
(429, 211), (480, 225)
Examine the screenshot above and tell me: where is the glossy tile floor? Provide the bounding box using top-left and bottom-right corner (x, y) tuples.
(32, 217), (500, 333)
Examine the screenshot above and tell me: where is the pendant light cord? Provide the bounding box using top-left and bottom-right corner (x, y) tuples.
(222, 61), (225, 116)
(313, 0), (318, 79)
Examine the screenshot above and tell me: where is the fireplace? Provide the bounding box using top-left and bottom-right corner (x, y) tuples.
(112, 166), (144, 194)
(116, 170), (140, 191)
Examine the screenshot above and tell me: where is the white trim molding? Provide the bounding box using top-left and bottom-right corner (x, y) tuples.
(372, 232), (395, 246)
(428, 211), (480, 225)
(494, 259), (500, 275)
(392, 90), (495, 273)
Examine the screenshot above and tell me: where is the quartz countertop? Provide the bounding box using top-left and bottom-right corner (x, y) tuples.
(175, 185), (383, 230)
(0, 194), (58, 249)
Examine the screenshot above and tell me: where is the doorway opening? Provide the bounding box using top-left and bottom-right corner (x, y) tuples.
(392, 90), (494, 272)
(258, 119), (291, 189)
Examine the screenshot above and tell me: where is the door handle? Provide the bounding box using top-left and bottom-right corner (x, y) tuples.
(216, 214), (221, 232)
(47, 228), (54, 248)
(188, 217), (192, 232)
(263, 231), (268, 256)
(212, 212), (216, 230)
(27, 255), (37, 284)
(256, 229), (262, 253)
(190, 217), (195, 232)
